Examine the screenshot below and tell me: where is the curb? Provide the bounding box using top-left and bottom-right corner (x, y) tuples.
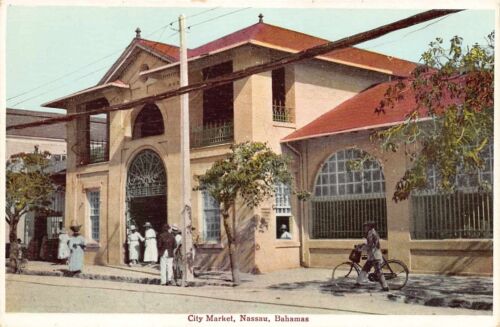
(15, 269), (236, 288)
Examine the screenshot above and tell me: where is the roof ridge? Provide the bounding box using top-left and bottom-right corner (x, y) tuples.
(7, 108), (65, 118)
(139, 38), (180, 49)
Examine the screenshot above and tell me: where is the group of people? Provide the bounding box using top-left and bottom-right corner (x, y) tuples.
(55, 219), (386, 291)
(57, 224), (86, 276)
(127, 222), (161, 266)
(128, 222), (182, 286)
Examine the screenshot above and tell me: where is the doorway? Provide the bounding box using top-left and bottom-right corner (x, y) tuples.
(125, 149), (167, 262)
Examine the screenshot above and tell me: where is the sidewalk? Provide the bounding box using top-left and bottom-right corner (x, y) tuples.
(16, 260), (245, 286)
(10, 261), (493, 312)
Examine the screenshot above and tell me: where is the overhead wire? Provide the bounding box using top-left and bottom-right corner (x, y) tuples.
(363, 14), (452, 51)
(7, 7), (221, 105)
(187, 7), (252, 29)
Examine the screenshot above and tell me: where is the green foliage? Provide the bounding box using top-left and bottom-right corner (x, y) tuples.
(195, 142), (292, 213)
(6, 147), (56, 241)
(374, 32), (494, 202)
(295, 190), (312, 202)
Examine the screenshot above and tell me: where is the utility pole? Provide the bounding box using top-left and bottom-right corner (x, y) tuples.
(179, 14), (194, 286)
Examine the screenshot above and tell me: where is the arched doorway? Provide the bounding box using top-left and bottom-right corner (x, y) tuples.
(126, 150), (167, 258)
(311, 148), (387, 239)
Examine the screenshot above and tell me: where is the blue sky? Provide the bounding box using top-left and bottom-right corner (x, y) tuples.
(5, 6), (495, 113)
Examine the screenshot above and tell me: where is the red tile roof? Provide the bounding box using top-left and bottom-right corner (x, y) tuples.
(188, 22), (417, 77)
(137, 39), (180, 61)
(139, 22), (417, 77)
(282, 80), (430, 142)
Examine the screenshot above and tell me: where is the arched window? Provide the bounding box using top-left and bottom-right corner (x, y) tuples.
(311, 148), (387, 239)
(411, 143), (493, 239)
(133, 104), (164, 139)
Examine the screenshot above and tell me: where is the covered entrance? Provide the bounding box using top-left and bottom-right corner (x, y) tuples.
(126, 150), (167, 261)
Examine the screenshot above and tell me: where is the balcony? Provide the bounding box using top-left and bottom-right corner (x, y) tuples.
(272, 102), (294, 123)
(79, 140), (109, 165)
(190, 120), (234, 148)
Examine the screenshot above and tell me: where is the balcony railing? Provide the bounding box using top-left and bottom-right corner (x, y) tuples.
(272, 101), (294, 123)
(79, 140), (109, 165)
(190, 120), (234, 148)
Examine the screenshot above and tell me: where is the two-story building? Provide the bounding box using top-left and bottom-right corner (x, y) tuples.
(42, 16), (490, 275)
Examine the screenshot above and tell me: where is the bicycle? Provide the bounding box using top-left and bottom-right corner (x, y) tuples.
(331, 246), (409, 290)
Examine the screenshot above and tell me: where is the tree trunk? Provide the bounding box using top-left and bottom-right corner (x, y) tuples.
(9, 218), (19, 243)
(8, 219), (19, 273)
(222, 210), (240, 285)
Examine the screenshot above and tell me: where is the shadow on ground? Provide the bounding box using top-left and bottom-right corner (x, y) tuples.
(267, 275), (493, 311)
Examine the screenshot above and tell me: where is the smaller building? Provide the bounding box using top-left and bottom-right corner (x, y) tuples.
(5, 109), (106, 260)
(281, 81), (493, 276)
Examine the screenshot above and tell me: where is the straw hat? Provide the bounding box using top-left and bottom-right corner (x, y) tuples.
(144, 222), (152, 228)
(130, 225), (137, 231)
(70, 225), (81, 232)
(171, 224), (179, 232)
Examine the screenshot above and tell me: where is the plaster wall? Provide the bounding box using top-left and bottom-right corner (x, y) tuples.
(289, 131), (493, 275)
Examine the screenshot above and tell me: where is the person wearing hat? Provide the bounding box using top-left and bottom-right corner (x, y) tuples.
(143, 222), (158, 266)
(171, 224), (182, 250)
(57, 227), (71, 265)
(355, 221), (389, 291)
(127, 225), (144, 266)
(157, 223), (176, 285)
(279, 224), (292, 239)
(67, 223), (86, 275)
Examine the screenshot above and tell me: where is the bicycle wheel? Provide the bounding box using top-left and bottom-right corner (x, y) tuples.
(331, 262), (359, 286)
(381, 259), (409, 290)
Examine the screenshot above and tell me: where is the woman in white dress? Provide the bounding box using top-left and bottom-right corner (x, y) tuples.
(68, 224), (86, 276)
(143, 222), (158, 265)
(57, 228), (71, 264)
(127, 225), (144, 266)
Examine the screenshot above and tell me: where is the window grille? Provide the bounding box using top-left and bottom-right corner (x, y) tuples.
(411, 143), (493, 239)
(24, 213), (35, 245)
(47, 216), (63, 239)
(88, 190), (100, 241)
(202, 190), (221, 242)
(311, 148), (387, 239)
(126, 150), (167, 198)
(275, 183), (292, 216)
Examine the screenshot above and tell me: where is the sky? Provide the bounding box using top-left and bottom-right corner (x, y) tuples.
(4, 4), (496, 113)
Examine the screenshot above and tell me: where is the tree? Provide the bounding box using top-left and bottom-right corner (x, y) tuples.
(195, 142), (292, 285)
(373, 32), (494, 201)
(6, 146), (56, 262)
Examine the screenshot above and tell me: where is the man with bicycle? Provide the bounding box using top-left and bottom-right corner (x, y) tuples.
(355, 221), (389, 292)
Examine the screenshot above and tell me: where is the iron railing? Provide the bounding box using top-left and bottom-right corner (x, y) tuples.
(190, 120), (234, 148)
(80, 140), (109, 165)
(311, 194), (387, 239)
(411, 190), (493, 239)
(272, 101), (294, 123)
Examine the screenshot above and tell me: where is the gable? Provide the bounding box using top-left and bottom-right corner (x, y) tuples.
(98, 39), (179, 85)
(115, 50), (168, 88)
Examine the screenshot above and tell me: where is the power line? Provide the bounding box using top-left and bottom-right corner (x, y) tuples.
(7, 7), (220, 104)
(6, 9), (462, 131)
(10, 64), (111, 108)
(187, 7), (252, 29)
(364, 14), (452, 51)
